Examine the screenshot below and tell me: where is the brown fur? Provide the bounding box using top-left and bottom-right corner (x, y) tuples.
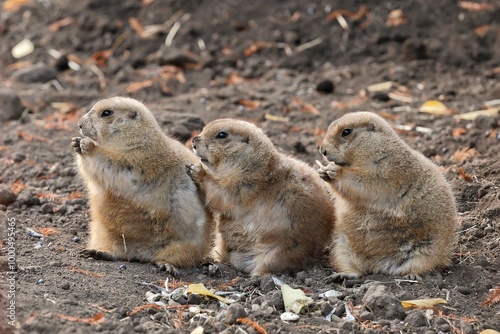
(72, 97), (213, 269)
(188, 119), (335, 276)
(318, 111), (458, 276)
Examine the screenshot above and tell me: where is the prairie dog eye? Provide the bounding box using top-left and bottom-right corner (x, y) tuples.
(341, 128), (352, 137)
(216, 132), (229, 139)
(101, 110), (114, 117)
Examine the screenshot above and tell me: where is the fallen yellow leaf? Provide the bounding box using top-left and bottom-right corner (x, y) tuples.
(480, 330), (500, 334)
(281, 283), (313, 314)
(419, 100), (449, 115)
(187, 283), (227, 303)
(401, 298), (447, 309)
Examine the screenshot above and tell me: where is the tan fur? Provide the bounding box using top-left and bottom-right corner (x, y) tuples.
(188, 119), (335, 276)
(72, 97), (213, 268)
(318, 111), (458, 276)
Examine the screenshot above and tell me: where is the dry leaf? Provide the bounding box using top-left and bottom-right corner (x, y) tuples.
(187, 283), (227, 303)
(452, 147), (478, 163)
(367, 81), (393, 92)
(454, 107), (500, 121)
(49, 17), (74, 32)
(244, 41), (272, 56)
(126, 80), (154, 93)
(386, 9), (408, 27)
(419, 100), (449, 115)
(458, 167), (473, 182)
(264, 114), (290, 122)
(327, 5), (367, 21)
(225, 73), (247, 85)
(237, 317), (268, 334)
(331, 96), (368, 110)
(238, 99), (260, 109)
(39, 227), (60, 237)
(452, 127), (467, 138)
(11, 179), (26, 194)
(128, 303), (162, 316)
(474, 25), (491, 36)
(281, 283), (313, 314)
(459, 1), (493, 12)
(129, 17), (144, 36)
(57, 312), (104, 324)
(3, 0), (32, 12)
(69, 266), (103, 278)
(401, 298), (447, 309)
(90, 50), (112, 67)
(18, 130), (51, 142)
(482, 284), (500, 307)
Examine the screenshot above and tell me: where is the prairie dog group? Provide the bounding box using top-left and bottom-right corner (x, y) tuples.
(319, 111), (457, 276)
(73, 97), (213, 270)
(188, 119), (336, 276)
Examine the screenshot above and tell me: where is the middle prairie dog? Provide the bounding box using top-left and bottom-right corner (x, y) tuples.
(72, 97), (214, 271)
(318, 111), (458, 277)
(188, 119), (336, 276)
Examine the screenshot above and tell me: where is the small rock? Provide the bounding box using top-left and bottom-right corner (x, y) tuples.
(61, 282), (70, 290)
(295, 271), (307, 282)
(119, 264), (127, 271)
(474, 115), (498, 130)
(371, 92), (390, 102)
(37, 278), (45, 285)
(187, 293), (204, 305)
(55, 54), (70, 71)
(316, 80), (335, 94)
(224, 303), (246, 325)
(259, 274), (276, 293)
(405, 311), (428, 327)
(362, 285), (406, 320)
(484, 226), (494, 234)
(280, 312), (299, 321)
(158, 46), (198, 68)
(13, 63), (57, 83)
(358, 310), (374, 321)
(0, 89), (24, 121)
(459, 320), (474, 334)
(72, 236), (80, 243)
(263, 290), (284, 310)
(0, 185), (17, 206)
(304, 278), (313, 286)
(320, 302), (334, 316)
(12, 152), (25, 162)
(456, 286), (472, 295)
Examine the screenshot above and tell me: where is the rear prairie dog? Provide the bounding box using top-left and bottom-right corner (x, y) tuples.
(187, 119), (335, 276)
(72, 97), (213, 271)
(318, 111), (458, 277)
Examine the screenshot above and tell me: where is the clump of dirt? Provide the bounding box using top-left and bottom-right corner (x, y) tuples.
(1, 0), (499, 333)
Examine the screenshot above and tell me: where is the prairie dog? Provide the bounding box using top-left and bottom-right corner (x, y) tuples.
(318, 111), (457, 276)
(72, 97), (213, 270)
(188, 119), (335, 276)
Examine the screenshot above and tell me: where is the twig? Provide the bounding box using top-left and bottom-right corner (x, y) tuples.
(89, 64), (106, 90)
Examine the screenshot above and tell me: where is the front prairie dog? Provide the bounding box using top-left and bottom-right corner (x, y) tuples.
(318, 111), (457, 276)
(188, 119), (335, 276)
(72, 97), (213, 271)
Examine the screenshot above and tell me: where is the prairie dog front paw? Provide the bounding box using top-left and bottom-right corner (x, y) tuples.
(187, 163), (206, 181)
(72, 137), (95, 155)
(318, 162), (340, 181)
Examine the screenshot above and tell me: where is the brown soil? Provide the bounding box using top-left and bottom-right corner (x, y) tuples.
(1, 0), (499, 333)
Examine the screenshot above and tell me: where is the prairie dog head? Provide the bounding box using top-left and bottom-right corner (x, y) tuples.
(320, 112), (398, 166)
(192, 119), (275, 173)
(78, 97), (159, 150)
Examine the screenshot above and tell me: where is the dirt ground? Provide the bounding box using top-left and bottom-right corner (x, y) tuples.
(1, 0), (499, 333)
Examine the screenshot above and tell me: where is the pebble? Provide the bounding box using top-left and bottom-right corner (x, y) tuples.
(37, 278), (45, 285)
(320, 302), (334, 316)
(262, 290), (284, 310)
(223, 303), (246, 325)
(12, 152), (26, 162)
(280, 312), (299, 321)
(0, 185), (17, 206)
(362, 285), (406, 320)
(474, 115), (498, 130)
(72, 236), (80, 243)
(456, 286), (472, 295)
(316, 79), (335, 94)
(119, 264), (127, 271)
(295, 271), (307, 282)
(0, 89), (24, 121)
(405, 311), (428, 327)
(13, 63), (58, 83)
(61, 282), (70, 290)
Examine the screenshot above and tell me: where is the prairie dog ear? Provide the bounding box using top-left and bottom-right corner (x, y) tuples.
(244, 135), (250, 143)
(367, 122), (375, 131)
(129, 110), (139, 120)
